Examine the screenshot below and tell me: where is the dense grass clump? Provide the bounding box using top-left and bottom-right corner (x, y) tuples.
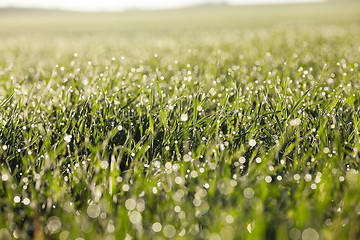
(1, 4), (360, 240)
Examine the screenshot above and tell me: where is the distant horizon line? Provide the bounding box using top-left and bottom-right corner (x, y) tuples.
(0, 0), (327, 13)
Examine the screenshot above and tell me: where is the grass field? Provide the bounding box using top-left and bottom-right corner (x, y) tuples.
(1, 1), (360, 239)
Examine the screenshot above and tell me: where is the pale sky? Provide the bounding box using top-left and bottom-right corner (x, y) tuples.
(0, 0), (325, 11)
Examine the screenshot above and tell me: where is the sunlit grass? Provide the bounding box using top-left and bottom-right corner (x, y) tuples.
(0, 3), (360, 240)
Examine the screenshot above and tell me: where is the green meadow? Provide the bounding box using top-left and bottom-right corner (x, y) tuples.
(0, 1), (360, 239)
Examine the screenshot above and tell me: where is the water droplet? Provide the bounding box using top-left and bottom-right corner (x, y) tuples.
(225, 215), (234, 224)
(163, 225), (176, 238)
(87, 204), (100, 218)
(175, 176), (183, 185)
(13, 196), (21, 203)
(289, 228), (301, 240)
(249, 139), (256, 147)
(290, 118), (301, 126)
(45, 216), (62, 234)
(218, 178), (233, 195)
(180, 113), (188, 122)
(265, 176), (272, 183)
(302, 228), (319, 240)
(100, 161), (109, 169)
(243, 188), (254, 199)
(125, 198), (136, 211)
(0, 229), (11, 240)
(22, 198), (30, 205)
(64, 135), (72, 143)
(129, 211), (142, 225)
(152, 222), (162, 232)
(1, 174), (9, 181)
(183, 154), (191, 162)
(123, 184), (130, 191)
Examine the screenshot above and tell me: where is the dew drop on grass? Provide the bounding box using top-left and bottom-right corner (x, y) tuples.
(64, 135), (72, 143)
(247, 222), (254, 233)
(175, 176), (183, 185)
(172, 164), (180, 171)
(174, 206), (181, 212)
(290, 118), (301, 126)
(116, 176), (123, 183)
(225, 215), (234, 224)
(23, 198), (30, 205)
(183, 154), (191, 162)
(45, 216), (62, 234)
(249, 139), (256, 147)
(209, 233), (222, 240)
(218, 178), (233, 195)
(125, 198), (136, 210)
(152, 222), (162, 232)
(129, 211), (142, 225)
(165, 162), (172, 169)
(63, 201), (74, 213)
(230, 179), (237, 187)
(153, 161), (161, 168)
(0, 229), (11, 240)
(289, 228), (301, 240)
(87, 204), (101, 218)
(163, 225), (176, 238)
(302, 228), (319, 240)
(107, 223), (115, 233)
(190, 171), (198, 178)
(325, 219), (332, 226)
(13, 229), (21, 239)
(323, 147), (330, 154)
(180, 113), (188, 122)
(193, 198), (201, 207)
(13, 196), (21, 203)
(122, 184), (130, 191)
(265, 176), (272, 183)
(243, 187), (254, 199)
(100, 161), (109, 169)
(1, 174), (8, 181)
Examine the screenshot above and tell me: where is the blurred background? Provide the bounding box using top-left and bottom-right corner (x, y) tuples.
(0, 0), (359, 34)
(0, 0), (328, 11)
